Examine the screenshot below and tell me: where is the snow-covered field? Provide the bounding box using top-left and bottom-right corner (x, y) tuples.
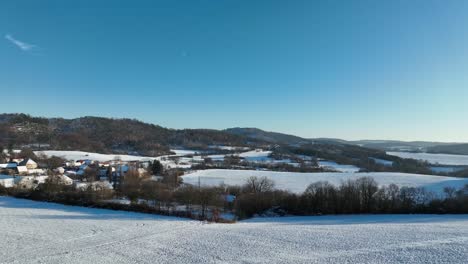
(35, 149), (207, 163)
(35, 150), (158, 162)
(318, 160), (360, 173)
(182, 169), (468, 194)
(430, 166), (464, 174)
(238, 150), (272, 161)
(387, 151), (468, 166)
(0, 197), (467, 264)
(370, 157), (394, 167)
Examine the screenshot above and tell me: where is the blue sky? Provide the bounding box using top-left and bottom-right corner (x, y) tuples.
(2, 0), (468, 142)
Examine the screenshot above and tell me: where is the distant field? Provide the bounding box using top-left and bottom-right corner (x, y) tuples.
(34, 150), (158, 162)
(1, 197), (467, 264)
(318, 160), (361, 173)
(387, 151), (468, 166)
(182, 169), (468, 195)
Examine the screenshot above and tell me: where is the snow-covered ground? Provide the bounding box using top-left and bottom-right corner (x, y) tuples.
(238, 150), (272, 162)
(209, 145), (250, 151)
(0, 197), (467, 264)
(35, 150), (158, 162)
(430, 166), (464, 174)
(387, 151), (468, 166)
(35, 149), (304, 169)
(370, 157), (394, 167)
(318, 160), (361, 173)
(35, 150), (205, 169)
(182, 169), (468, 195)
(35, 149), (205, 163)
(170, 149), (201, 156)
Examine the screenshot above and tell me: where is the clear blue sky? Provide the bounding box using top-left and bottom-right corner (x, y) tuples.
(2, 0), (468, 142)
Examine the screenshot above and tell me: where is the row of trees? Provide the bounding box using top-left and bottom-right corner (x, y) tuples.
(3, 167), (468, 221)
(234, 176), (468, 218)
(290, 145), (434, 175)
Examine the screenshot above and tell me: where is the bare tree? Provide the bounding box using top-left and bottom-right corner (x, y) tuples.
(356, 177), (378, 212)
(121, 169), (142, 204)
(243, 176), (275, 193)
(83, 167), (99, 182)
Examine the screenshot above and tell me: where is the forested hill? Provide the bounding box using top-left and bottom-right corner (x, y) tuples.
(224, 127), (310, 146)
(0, 114), (258, 156)
(427, 143), (468, 155)
(0, 113), (437, 174)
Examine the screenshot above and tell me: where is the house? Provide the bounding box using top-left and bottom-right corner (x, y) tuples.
(27, 168), (45, 175)
(138, 168), (147, 176)
(55, 167), (65, 174)
(0, 163), (33, 175)
(18, 158), (38, 170)
(76, 164), (89, 176)
(16, 166), (28, 175)
(0, 175), (15, 188)
(14, 175), (48, 189)
(74, 180), (112, 191)
(55, 174), (73, 185)
(110, 164), (130, 188)
(0, 163), (18, 170)
(99, 168), (111, 181)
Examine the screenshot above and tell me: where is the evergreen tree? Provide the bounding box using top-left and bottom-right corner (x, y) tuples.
(150, 160), (163, 175)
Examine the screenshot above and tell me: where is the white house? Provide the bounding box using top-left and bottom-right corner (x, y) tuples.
(17, 166), (28, 174)
(54, 174), (73, 185)
(55, 167), (66, 174)
(18, 158), (38, 170)
(27, 168), (45, 175)
(14, 175), (48, 189)
(0, 175), (15, 188)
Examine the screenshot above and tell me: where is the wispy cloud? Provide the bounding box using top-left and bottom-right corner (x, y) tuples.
(5, 34), (36, 51)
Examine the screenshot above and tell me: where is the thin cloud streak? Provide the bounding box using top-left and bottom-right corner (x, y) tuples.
(5, 34), (36, 51)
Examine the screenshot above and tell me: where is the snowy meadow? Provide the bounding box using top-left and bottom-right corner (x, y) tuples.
(387, 151), (468, 166)
(0, 196), (467, 264)
(182, 169), (468, 195)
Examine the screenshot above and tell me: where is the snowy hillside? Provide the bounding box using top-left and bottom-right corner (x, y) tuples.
(1, 197), (467, 264)
(182, 169), (468, 194)
(35, 150), (159, 162)
(387, 151), (468, 166)
(318, 160), (360, 173)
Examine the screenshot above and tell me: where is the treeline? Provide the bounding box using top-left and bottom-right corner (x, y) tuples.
(234, 177), (468, 218)
(0, 173), (230, 222)
(191, 155), (324, 173)
(2, 173), (468, 222)
(290, 144), (433, 175)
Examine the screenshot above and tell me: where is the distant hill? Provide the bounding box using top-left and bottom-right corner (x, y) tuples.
(1, 113), (463, 164)
(0, 114), (259, 156)
(225, 127), (310, 146)
(427, 144), (468, 155)
(348, 140), (454, 152)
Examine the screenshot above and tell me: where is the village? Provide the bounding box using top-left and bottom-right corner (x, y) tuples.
(0, 148), (284, 221)
(0, 147), (328, 221)
(0, 149), (163, 198)
(2, 157), (132, 190)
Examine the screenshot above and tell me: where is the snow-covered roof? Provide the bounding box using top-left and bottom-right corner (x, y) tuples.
(18, 158), (37, 166)
(0, 163), (18, 169)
